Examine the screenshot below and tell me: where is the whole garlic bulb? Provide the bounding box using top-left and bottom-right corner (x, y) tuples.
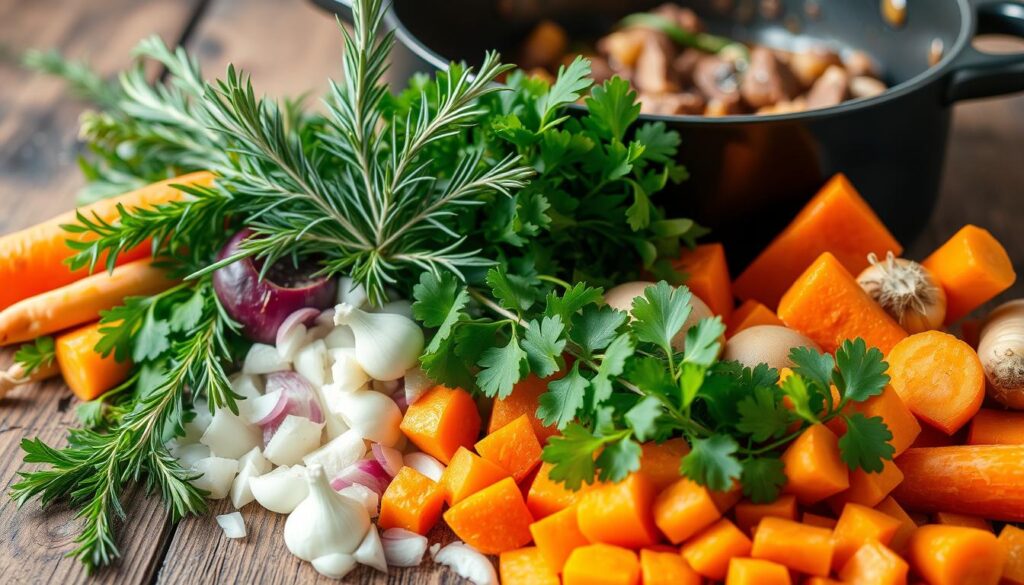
(334, 303), (424, 381)
(857, 252), (946, 334)
(284, 464), (371, 566)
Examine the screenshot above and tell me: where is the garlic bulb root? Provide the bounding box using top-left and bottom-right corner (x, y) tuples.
(978, 299), (1024, 409)
(857, 252), (946, 333)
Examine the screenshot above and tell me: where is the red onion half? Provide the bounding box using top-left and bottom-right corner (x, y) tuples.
(213, 229), (337, 344)
(257, 372), (324, 443)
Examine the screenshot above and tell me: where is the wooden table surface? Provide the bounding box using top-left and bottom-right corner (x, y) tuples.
(0, 0), (1021, 583)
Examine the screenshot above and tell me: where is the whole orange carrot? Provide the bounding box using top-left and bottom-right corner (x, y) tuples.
(55, 321), (133, 401)
(0, 258), (176, 346)
(0, 171), (212, 312)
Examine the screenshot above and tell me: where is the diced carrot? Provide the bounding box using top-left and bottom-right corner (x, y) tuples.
(563, 544), (641, 585)
(827, 386), (921, 456)
(911, 423), (961, 448)
(489, 374), (559, 443)
(777, 252), (907, 354)
(967, 409), (1024, 445)
(875, 496), (918, 553)
(640, 548), (701, 585)
(0, 171), (213, 312)
(379, 466), (446, 535)
(674, 243), (734, 319)
(888, 331), (985, 434)
(639, 438), (690, 491)
(734, 174), (902, 309)
(526, 462), (580, 519)
(751, 517), (834, 576)
(0, 258), (177, 345)
(475, 414), (542, 482)
(727, 299), (784, 337)
(681, 519), (753, 581)
(443, 477), (534, 554)
(828, 459), (905, 510)
(907, 525), (1006, 585)
(734, 495), (798, 534)
(831, 503), (901, 571)
(400, 385), (481, 464)
(922, 225), (1016, 324)
(529, 505), (588, 573)
(802, 512), (838, 529)
(894, 446), (1024, 522)
(934, 512), (992, 532)
(499, 547), (560, 585)
(998, 525), (1024, 584)
(726, 557), (792, 585)
(839, 540), (909, 585)
(577, 473), (659, 548)
(440, 446), (510, 505)
(55, 321), (133, 401)
(653, 477), (724, 543)
(781, 424), (849, 504)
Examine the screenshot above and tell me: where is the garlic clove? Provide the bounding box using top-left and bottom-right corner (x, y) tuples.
(354, 526), (388, 573)
(311, 553), (357, 579)
(284, 464), (371, 563)
(333, 303), (424, 381)
(216, 511), (247, 539)
(336, 276), (369, 309)
(432, 541), (499, 585)
(250, 465), (308, 513)
(328, 348), (369, 390)
(381, 528), (429, 567)
(173, 443), (211, 469)
(243, 343), (292, 375)
(294, 339), (329, 388)
(324, 325), (356, 349)
(332, 388), (403, 447)
(200, 408), (261, 459)
(264, 415), (325, 466)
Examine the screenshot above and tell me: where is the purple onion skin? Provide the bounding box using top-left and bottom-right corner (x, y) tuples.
(213, 229), (337, 344)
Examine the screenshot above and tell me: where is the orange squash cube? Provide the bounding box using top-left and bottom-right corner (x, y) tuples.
(499, 547), (559, 585)
(577, 473), (660, 549)
(751, 517), (834, 577)
(653, 477), (724, 543)
(831, 503), (901, 571)
(563, 544), (641, 585)
(489, 374), (560, 443)
(475, 414), (543, 482)
(529, 505), (588, 573)
(379, 466), (446, 535)
(443, 477), (534, 554)
(681, 519), (753, 581)
(734, 495), (798, 534)
(400, 385), (481, 464)
(440, 446), (510, 505)
(781, 424), (849, 504)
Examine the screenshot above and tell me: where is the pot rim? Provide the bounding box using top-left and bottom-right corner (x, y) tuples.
(386, 0), (974, 124)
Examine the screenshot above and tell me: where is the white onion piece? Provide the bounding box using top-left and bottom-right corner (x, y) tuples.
(238, 447), (272, 475)
(381, 528), (428, 567)
(403, 366), (433, 406)
(371, 444), (403, 477)
(337, 276), (369, 308)
(330, 459), (391, 494)
(264, 415), (325, 466)
(230, 461), (261, 509)
(332, 388), (403, 446)
(311, 553), (357, 579)
(294, 339), (329, 387)
(324, 325), (356, 349)
(329, 349), (369, 391)
(316, 308), (336, 326)
(191, 456), (239, 500)
(250, 465), (309, 513)
(354, 526), (388, 573)
(276, 308), (320, 350)
(174, 443), (211, 469)
(243, 343), (291, 374)
(216, 511), (246, 539)
(338, 484), (379, 518)
(244, 389), (284, 426)
(403, 453), (445, 482)
(231, 374), (264, 422)
(302, 429), (367, 479)
(200, 409), (261, 459)
(432, 541), (498, 585)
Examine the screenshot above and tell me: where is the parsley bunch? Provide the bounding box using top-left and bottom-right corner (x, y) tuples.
(414, 275), (895, 502)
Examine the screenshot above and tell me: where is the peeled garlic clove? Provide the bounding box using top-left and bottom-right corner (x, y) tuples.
(354, 526), (388, 573)
(334, 303), (424, 381)
(216, 511), (246, 539)
(284, 464), (370, 563)
(311, 553), (357, 579)
(332, 389), (403, 446)
(250, 465), (309, 514)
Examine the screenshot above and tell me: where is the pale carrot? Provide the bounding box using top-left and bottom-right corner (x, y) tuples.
(887, 331), (985, 434)
(55, 321), (133, 401)
(922, 225), (1016, 324)
(399, 385), (481, 464)
(0, 356), (61, 399)
(893, 446), (1024, 522)
(0, 171), (213, 312)
(0, 258), (176, 346)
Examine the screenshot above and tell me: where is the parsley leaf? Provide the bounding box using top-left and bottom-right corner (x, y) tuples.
(13, 336), (56, 377)
(477, 334), (528, 399)
(570, 304), (628, 357)
(741, 457), (788, 503)
(681, 434), (743, 492)
(634, 122), (681, 163)
(537, 362), (589, 429)
(629, 281), (692, 355)
(486, 266), (537, 313)
(834, 338), (890, 403)
(538, 56), (592, 129)
(169, 288), (205, 333)
(541, 423), (604, 490)
(591, 333), (635, 404)
(624, 356), (677, 400)
(132, 310), (171, 362)
(544, 283), (604, 322)
(788, 345), (835, 389)
(413, 271), (470, 352)
(736, 386), (791, 442)
(680, 362), (706, 408)
(625, 396), (663, 442)
(779, 373), (822, 423)
(584, 77), (641, 143)
(684, 317), (726, 367)
(522, 315), (567, 378)
(839, 413), (895, 472)
(595, 436), (642, 483)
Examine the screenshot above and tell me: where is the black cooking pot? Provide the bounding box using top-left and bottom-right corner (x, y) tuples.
(311, 0), (1024, 268)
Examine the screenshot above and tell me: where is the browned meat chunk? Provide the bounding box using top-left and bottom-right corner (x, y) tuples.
(694, 55), (742, 107)
(740, 46), (800, 109)
(849, 76), (887, 99)
(806, 65), (850, 109)
(639, 92), (707, 115)
(788, 47), (842, 88)
(635, 34), (678, 94)
(843, 50), (878, 78)
(598, 29), (647, 69)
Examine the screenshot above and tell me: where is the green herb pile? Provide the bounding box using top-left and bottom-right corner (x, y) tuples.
(11, 0), (894, 572)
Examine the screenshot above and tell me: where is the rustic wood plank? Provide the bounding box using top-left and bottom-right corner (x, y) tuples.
(0, 1), (204, 583)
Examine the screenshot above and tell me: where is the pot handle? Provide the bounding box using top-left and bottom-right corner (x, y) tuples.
(947, 0), (1024, 102)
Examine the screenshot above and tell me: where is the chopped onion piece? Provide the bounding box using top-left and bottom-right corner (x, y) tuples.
(276, 308), (320, 351)
(250, 465), (309, 513)
(332, 388), (402, 446)
(311, 553), (357, 579)
(230, 461), (261, 509)
(371, 444), (403, 477)
(238, 447), (272, 475)
(354, 526), (387, 573)
(403, 366), (433, 406)
(259, 373), (324, 442)
(243, 389), (284, 426)
(316, 308), (336, 326)
(329, 349), (369, 391)
(302, 429), (366, 479)
(191, 456), (239, 500)
(200, 408), (261, 459)
(263, 415), (324, 466)
(243, 343), (291, 374)
(432, 541), (499, 585)
(174, 443), (211, 469)
(381, 528), (428, 567)
(338, 483), (379, 518)
(330, 459), (391, 494)
(216, 511), (246, 539)
(294, 339), (329, 387)
(324, 325), (355, 349)
(231, 374), (264, 421)
(403, 453), (445, 482)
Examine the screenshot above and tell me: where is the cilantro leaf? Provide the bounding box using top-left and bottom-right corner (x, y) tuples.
(779, 373), (823, 423)
(629, 281), (692, 355)
(596, 437), (642, 483)
(13, 336), (56, 377)
(522, 315), (567, 378)
(476, 335), (527, 399)
(741, 457), (788, 504)
(544, 283), (604, 322)
(486, 266), (537, 313)
(537, 362), (589, 429)
(420, 338), (476, 393)
(684, 317), (726, 367)
(788, 345), (835, 389)
(570, 304), (628, 357)
(839, 413), (895, 472)
(584, 77), (641, 143)
(681, 434), (743, 492)
(591, 333), (635, 405)
(413, 271), (471, 352)
(834, 338), (890, 403)
(625, 397), (663, 442)
(541, 423), (603, 489)
(736, 386), (791, 442)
